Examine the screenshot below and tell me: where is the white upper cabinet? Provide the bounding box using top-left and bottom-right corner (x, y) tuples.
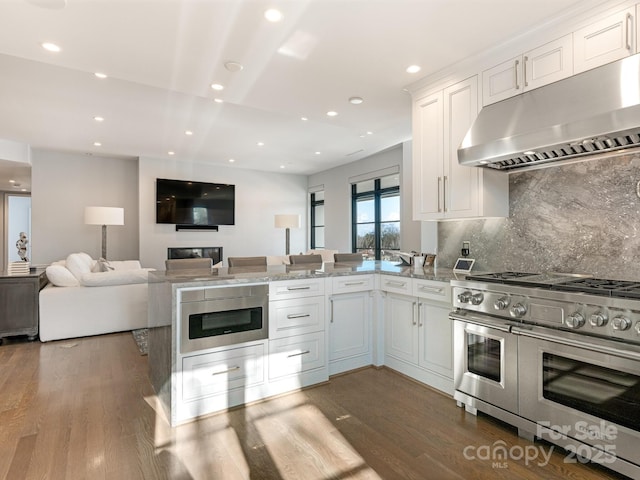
(574, 6), (635, 74)
(482, 34), (573, 106)
(412, 76), (508, 221)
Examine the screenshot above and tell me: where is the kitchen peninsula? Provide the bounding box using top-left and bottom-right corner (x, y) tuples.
(148, 261), (457, 426)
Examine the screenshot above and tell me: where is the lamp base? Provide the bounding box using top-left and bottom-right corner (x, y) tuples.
(285, 228), (290, 255)
(101, 224), (107, 259)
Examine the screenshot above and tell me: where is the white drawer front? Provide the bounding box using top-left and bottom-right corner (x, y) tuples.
(331, 274), (374, 294)
(269, 296), (324, 338)
(182, 343), (264, 401)
(380, 275), (411, 295)
(269, 278), (325, 300)
(413, 279), (452, 304)
(269, 332), (325, 380)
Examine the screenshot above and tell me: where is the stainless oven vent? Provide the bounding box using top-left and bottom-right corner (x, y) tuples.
(458, 53), (640, 172)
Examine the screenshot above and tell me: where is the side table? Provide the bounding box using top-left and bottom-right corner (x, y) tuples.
(0, 268), (48, 343)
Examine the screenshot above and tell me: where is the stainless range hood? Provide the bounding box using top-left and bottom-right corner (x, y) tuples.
(458, 53), (640, 171)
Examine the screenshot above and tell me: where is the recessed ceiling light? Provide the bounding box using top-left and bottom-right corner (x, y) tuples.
(94, 116), (104, 122)
(185, 130), (193, 136)
(349, 97), (364, 105)
(9, 179), (15, 183)
(315, 151), (321, 155)
(93, 142), (102, 147)
(228, 158), (235, 163)
(94, 72), (107, 79)
(406, 65), (421, 74)
(210, 83), (224, 91)
(367, 131), (373, 135)
(327, 111), (338, 117)
(257, 142), (264, 146)
(168, 151), (175, 155)
(41, 42), (61, 52)
(264, 8), (283, 22)
(279, 165), (285, 169)
(301, 117), (308, 121)
(224, 61), (243, 72)
(213, 98), (224, 103)
(360, 134), (366, 138)
(20, 188), (27, 192)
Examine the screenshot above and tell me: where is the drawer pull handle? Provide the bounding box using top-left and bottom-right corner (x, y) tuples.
(418, 285), (443, 293)
(344, 281), (366, 286)
(211, 365), (240, 376)
(386, 281), (406, 287)
(286, 286), (312, 291)
(287, 313), (311, 319)
(287, 350), (311, 358)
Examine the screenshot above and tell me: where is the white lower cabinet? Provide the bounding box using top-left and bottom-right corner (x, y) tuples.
(382, 275), (454, 395)
(267, 279), (328, 396)
(328, 275), (374, 375)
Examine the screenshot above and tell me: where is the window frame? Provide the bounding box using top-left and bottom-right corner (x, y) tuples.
(310, 191), (325, 249)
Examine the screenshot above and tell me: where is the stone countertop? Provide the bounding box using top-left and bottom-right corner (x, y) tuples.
(148, 260), (462, 287)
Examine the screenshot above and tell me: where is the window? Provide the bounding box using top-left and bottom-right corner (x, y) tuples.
(310, 191), (324, 249)
(352, 175), (400, 260)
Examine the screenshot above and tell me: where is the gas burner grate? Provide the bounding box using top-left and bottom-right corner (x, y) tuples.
(465, 272), (537, 283)
(551, 278), (640, 297)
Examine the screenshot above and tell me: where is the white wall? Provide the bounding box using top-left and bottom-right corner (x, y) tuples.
(307, 142), (421, 253)
(31, 150), (140, 264)
(139, 157), (308, 270)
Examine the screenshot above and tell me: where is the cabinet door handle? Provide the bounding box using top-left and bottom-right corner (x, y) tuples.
(385, 281), (406, 288)
(287, 313), (311, 319)
(626, 13), (633, 51)
(418, 285), (444, 294)
(514, 59), (520, 90)
(443, 175), (448, 212)
(287, 286), (311, 291)
(412, 301), (417, 325)
(523, 56), (528, 87)
(287, 350), (310, 358)
(344, 281), (366, 286)
(418, 302), (424, 327)
(330, 298), (334, 323)
(437, 176), (442, 212)
(211, 365), (240, 376)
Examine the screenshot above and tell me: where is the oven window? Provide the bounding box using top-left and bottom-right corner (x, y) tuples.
(189, 307), (263, 339)
(543, 353), (640, 431)
(467, 333), (501, 382)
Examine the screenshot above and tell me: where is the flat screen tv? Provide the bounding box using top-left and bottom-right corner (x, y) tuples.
(156, 178), (235, 226)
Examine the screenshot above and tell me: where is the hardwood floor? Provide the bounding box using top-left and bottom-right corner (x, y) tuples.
(0, 332), (630, 480)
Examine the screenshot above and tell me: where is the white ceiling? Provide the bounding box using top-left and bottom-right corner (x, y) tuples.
(0, 0), (589, 191)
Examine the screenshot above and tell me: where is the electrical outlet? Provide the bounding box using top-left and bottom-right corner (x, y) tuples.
(461, 241), (470, 257)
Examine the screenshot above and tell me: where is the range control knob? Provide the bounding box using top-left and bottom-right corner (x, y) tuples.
(612, 316), (632, 331)
(635, 322), (640, 335)
(589, 312), (608, 327)
(510, 303), (527, 318)
(457, 291), (473, 303)
(565, 313), (585, 329)
(494, 297), (510, 310)
(471, 293), (484, 305)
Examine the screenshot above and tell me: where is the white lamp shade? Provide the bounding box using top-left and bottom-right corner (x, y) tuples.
(274, 214), (301, 229)
(84, 206), (124, 226)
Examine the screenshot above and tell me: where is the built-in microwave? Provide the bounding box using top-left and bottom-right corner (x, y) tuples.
(179, 283), (268, 353)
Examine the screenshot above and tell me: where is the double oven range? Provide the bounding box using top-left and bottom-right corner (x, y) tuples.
(451, 272), (640, 478)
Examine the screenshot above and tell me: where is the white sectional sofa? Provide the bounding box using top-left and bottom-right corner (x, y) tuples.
(39, 252), (152, 342)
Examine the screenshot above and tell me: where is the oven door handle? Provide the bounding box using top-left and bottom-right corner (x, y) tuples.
(512, 326), (640, 362)
(449, 312), (511, 332)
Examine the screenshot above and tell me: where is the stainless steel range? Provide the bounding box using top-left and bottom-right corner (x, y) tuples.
(451, 272), (640, 479)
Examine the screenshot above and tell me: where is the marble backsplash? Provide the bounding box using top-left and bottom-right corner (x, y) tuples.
(437, 154), (640, 280)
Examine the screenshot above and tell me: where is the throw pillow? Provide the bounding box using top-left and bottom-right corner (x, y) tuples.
(65, 252), (94, 280)
(46, 264), (80, 287)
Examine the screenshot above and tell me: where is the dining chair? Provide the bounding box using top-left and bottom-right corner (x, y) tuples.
(227, 256), (268, 267)
(333, 253), (364, 262)
(165, 257), (213, 270)
(289, 254), (323, 264)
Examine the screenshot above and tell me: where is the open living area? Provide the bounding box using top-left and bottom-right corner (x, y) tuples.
(2, 0), (640, 479)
